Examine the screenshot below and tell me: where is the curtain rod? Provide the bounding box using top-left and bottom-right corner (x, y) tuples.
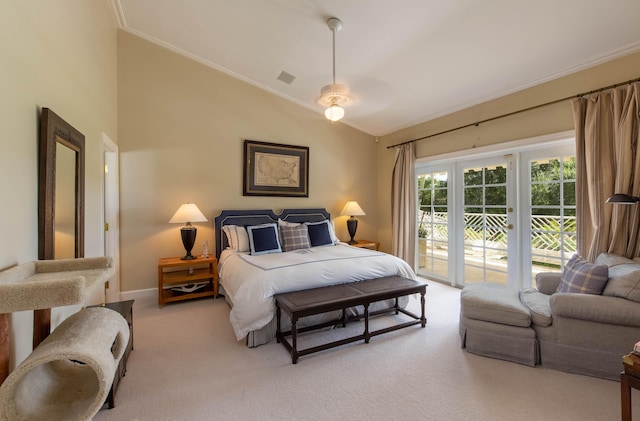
(386, 76), (640, 149)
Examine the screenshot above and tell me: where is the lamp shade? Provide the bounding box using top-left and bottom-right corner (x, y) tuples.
(340, 201), (366, 217)
(169, 203), (208, 224)
(605, 194), (640, 204)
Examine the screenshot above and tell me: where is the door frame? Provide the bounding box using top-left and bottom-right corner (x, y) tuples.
(102, 132), (120, 302)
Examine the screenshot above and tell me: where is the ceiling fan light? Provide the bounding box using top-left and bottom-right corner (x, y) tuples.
(325, 103), (345, 121)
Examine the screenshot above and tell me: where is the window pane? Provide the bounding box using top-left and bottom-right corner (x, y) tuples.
(464, 168), (483, 186)
(485, 165), (507, 184)
(532, 183), (560, 206)
(531, 159), (561, 182)
(434, 189), (447, 205)
(563, 157), (576, 180)
(485, 186), (506, 205)
(464, 187), (483, 205)
(563, 182), (576, 205)
(434, 173), (448, 188)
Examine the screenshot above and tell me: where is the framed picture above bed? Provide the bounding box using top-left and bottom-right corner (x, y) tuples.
(243, 140), (309, 197)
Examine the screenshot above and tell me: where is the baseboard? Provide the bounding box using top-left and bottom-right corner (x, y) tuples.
(118, 288), (155, 301)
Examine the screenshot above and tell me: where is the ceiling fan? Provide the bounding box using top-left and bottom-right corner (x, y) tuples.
(317, 17), (351, 122)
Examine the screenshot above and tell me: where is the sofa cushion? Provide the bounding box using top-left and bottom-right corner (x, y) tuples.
(601, 263), (640, 303)
(520, 288), (552, 327)
(556, 254), (608, 295)
(461, 283), (531, 327)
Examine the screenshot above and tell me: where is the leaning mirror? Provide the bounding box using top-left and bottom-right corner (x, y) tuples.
(38, 108), (85, 260)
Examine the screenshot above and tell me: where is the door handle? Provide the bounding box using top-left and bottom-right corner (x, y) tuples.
(507, 224), (514, 230)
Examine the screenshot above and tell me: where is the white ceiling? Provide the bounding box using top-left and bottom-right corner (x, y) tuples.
(113, 0), (640, 136)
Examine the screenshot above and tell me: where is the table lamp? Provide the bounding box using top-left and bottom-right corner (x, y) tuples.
(169, 203), (208, 260)
(340, 201), (366, 244)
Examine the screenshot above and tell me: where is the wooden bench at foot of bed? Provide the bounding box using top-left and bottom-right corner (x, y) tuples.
(275, 275), (428, 364)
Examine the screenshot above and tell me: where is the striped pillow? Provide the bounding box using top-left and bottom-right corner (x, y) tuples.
(222, 225), (249, 252)
(557, 254), (609, 295)
(279, 224), (311, 252)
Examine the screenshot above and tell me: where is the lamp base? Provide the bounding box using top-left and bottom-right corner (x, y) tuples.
(180, 227), (197, 260)
(346, 217), (358, 244)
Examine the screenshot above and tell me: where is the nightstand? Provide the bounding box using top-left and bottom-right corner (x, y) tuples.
(157, 256), (218, 308)
(349, 240), (380, 251)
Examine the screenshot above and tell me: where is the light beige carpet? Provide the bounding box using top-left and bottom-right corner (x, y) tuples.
(93, 280), (639, 421)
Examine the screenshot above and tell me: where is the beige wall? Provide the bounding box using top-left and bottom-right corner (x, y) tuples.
(376, 52), (640, 252)
(117, 32), (377, 292)
(0, 1), (118, 368)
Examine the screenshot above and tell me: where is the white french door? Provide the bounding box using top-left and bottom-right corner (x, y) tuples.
(416, 132), (576, 289)
(457, 155), (517, 287)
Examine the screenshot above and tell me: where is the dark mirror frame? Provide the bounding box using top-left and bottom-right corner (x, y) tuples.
(35, 108), (85, 347)
(38, 108), (85, 260)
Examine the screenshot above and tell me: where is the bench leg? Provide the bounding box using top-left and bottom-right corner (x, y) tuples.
(420, 290), (427, 328)
(276, 302), (281, 343)
(291, 317), (298, 364)
(364, 303), (371, 343)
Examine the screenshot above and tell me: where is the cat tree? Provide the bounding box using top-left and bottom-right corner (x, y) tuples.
(0, 257), (126, 421)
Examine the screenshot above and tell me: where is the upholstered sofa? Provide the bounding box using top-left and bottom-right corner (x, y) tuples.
(460, 253), (640, 380)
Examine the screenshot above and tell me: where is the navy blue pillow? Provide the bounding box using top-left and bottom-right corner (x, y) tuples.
(247, 223), (282, 255)
(306, 221), (333, 247)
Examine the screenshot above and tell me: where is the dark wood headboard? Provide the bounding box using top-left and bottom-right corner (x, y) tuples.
(214, 208), (330, 258)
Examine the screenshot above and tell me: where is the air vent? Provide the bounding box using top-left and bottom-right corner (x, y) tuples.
(277, 71), (296, 85)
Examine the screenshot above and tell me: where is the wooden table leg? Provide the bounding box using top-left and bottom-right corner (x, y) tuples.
(621, 372), (632, 421)
(0, 314), (9, 385)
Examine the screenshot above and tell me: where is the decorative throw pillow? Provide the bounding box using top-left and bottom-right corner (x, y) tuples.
(556, 254), (609, 295)
(279, 224), (311, 252)
(305, 220), (334, 247)
(222, 225), (250, 252)
(247, 223), (282, 255)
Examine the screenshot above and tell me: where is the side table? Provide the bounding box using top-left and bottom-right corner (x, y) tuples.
(158, 256), (218, 308)
(88, 300), (134, 409)
(349, 239), (380, 251)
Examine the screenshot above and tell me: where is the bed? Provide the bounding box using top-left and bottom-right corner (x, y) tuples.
(214, 208), (416, 346)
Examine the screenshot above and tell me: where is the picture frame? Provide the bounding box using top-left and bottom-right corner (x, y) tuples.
(243, 140), (309, 197)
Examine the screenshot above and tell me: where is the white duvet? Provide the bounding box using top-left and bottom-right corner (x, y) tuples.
(219, 243), (415, 341)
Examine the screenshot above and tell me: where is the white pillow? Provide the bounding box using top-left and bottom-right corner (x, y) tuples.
(222, 225), (250, 252)
(327, 219), (339, 245)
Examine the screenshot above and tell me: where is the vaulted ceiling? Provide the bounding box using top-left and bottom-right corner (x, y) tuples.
(113, 0), (640, 136)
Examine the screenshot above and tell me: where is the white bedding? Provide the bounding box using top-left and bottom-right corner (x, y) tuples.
(219, 243), (415, 341)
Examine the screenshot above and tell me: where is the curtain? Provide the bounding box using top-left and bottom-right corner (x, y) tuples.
(573, 82), (640, 261)
(392, 143), (416, 270)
